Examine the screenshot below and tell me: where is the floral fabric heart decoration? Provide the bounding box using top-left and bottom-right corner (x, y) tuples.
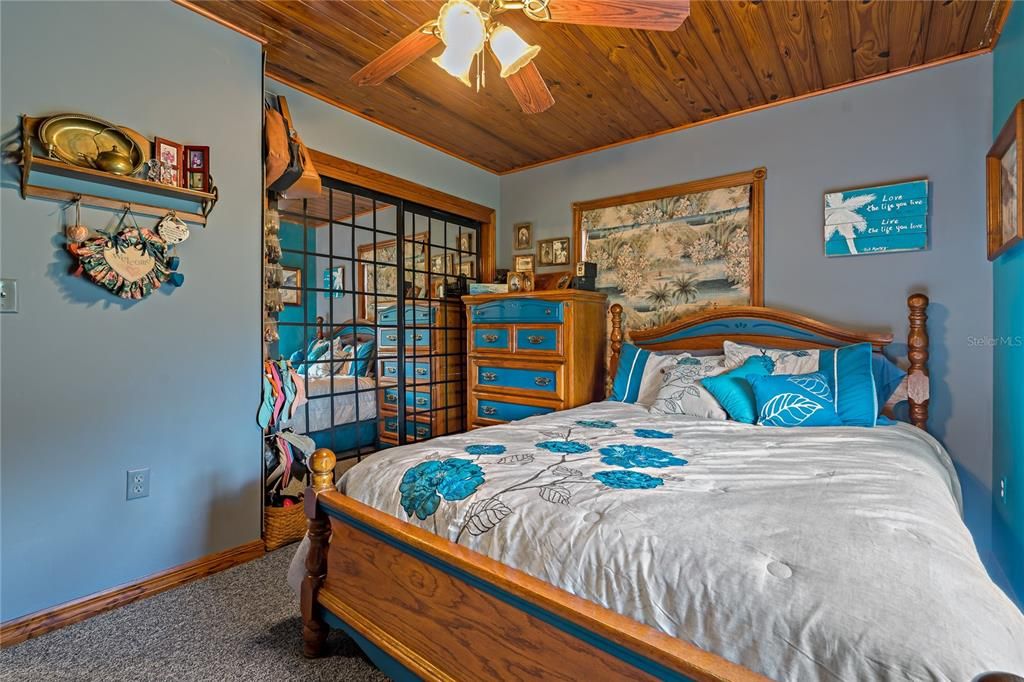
(75, 226), (171, 299)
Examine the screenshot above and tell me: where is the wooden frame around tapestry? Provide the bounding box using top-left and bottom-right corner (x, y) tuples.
(573, 168), (765, 330)
(987, 99), (1023, 261)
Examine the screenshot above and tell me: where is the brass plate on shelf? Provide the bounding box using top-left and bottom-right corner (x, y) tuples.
(38, 113), (147, 175)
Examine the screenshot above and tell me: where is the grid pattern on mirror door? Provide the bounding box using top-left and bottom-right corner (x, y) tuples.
(275, 179), (479, 463)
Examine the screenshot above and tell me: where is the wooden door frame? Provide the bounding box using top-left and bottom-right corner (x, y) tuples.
(309, 149), (496, 283)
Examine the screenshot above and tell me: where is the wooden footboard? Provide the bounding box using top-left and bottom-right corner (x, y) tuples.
(302, 449), (765, 682)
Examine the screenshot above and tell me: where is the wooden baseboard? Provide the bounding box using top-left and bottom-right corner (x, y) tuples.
(0, 540), (265, 647)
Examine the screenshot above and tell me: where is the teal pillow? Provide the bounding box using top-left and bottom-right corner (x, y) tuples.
(748, 372), (842, 427)
(819, 350), (905, 411)
(609, 344), (652, 403)
(346, 340), (375, 377)
(817, 342), (878, 426)
(700, 355), (774, 423)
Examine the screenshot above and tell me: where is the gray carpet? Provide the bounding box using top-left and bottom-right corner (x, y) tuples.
(0, 548), (390, 682)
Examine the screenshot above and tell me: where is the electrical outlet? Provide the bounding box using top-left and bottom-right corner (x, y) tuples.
(127, 468), (150, 500)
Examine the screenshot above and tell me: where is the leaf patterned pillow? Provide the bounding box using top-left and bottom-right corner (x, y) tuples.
(650, 354), (728, 420)
(723, 340), (820, 375)
(747, 372), (842, 427)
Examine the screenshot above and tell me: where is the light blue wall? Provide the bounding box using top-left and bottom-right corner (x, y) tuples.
(992, 0), (1024, 603)
(0, 1), (263, 621)
(500, 56), (998, 556)
(265, 81), (500, 218)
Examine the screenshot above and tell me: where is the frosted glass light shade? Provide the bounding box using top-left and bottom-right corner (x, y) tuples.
(435, 0), (486, 53)
(433, 46), (476, 87)
(490, 24), (540, 78)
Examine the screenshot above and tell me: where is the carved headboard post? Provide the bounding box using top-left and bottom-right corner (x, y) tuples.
(607, 304), (624, 398)
(906, 294), (930, 430)
(316, 316), (325, 340)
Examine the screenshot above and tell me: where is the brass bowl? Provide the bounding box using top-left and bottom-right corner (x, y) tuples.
(38, 113), (148, 176)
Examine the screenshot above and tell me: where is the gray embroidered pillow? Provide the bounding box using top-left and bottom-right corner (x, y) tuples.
(650, 354), (728, 420)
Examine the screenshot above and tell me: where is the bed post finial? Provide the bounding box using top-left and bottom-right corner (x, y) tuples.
(301, 448), (336, 658)
(607, 304), (624, 397)
(907, 294), (929, 430)
(316, 316), (325, 340)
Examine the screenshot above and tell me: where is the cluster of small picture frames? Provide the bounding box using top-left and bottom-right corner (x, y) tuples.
(511, 221), (572, 270)
(151, 138), (210, 192)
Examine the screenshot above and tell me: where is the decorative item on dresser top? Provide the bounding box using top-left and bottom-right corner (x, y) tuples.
(376, 300), (466, 445)
(463, 290), (607, 429)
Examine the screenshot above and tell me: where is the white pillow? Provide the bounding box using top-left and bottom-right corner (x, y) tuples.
(650, 354), (729, 420)
(723, 340), (819, 375)
(635, 352), (678, 407)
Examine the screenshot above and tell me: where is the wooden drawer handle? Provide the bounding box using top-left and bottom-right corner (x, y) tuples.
(527, 335), (546, 345)
(482, 406), (498, 416)
(481, 372), (498, 381)
(482, 334), (499, 343)
(534, 377), (552, 386)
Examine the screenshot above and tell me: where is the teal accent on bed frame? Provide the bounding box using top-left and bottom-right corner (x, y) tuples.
(321, 505), (696, 682)
(647, 318), (827, 345)
(322, 610), (419, 681)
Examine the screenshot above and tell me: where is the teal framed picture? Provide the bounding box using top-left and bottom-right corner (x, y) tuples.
(824, 179), (928, 257)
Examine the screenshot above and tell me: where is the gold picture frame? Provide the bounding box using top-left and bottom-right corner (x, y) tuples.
(537, 237), (570, 266)
(987, 100), (1023, 261)
(513, 221), (533, 250)
(513, 254), (535, 272)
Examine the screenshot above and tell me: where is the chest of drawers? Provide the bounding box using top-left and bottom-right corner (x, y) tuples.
(462, 290), (607, 429)
(375, 301), (465, 445)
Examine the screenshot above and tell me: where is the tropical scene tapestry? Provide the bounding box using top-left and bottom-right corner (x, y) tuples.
(580, 183), (754, 329)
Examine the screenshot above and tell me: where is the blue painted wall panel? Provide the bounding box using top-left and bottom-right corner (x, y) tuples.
(992, 0), (1024, 605)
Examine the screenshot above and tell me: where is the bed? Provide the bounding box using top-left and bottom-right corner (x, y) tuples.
(291, 295), (1024, 681)
(286, 318), (379, 453)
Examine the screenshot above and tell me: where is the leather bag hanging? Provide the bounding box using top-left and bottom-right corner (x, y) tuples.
(273, 96), (322, 199)
(264, 97), (289, 188)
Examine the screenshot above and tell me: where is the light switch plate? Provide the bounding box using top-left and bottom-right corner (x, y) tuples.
(0, 279), (17, 313)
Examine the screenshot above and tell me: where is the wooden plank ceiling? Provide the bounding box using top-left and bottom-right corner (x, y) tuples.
(190, 0), (1010, 174)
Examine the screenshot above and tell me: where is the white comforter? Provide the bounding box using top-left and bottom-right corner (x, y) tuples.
(281, 375), (376, 434)
(290, 402), (1024, 680)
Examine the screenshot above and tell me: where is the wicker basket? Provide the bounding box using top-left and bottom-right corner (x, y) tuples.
(264, 499), (307, 551)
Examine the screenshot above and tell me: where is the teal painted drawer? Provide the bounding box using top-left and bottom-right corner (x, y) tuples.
(476, 398), (553, 422)
(471, 298), (563, 324)
(381, 415), (432, 440)
(379, 328), (432, 350)
(476, 365), (557, 393)
(515, 327), (559, 352)
(380, 360), (431, 382)
(377, 304), (436, 326)
(473, 327), (511, 351)
(382, 387), (432, 411)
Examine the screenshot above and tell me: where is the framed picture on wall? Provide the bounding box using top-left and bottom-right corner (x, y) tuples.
(513, 222), (533, 250)
(323, 265), (345, 300)
(281, 266), (302, 306)
(537, 237), (570, 266)
(987, 99), (1023, 260)
(513, 254), (535, 272)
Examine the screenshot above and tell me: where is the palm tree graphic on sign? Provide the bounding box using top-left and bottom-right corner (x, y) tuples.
(825, 192), (875, 254)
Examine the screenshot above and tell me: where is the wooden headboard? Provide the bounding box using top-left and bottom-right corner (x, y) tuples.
(608, 294), (930, 430)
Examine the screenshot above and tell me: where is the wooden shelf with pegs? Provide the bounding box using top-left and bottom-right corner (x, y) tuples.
(18, 115), (218, 225)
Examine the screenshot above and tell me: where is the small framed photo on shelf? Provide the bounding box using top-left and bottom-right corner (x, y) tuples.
(513, 221), (532, 250)
(507, 270), (534, 293)
(513, 254), (535, 272)
(458, 232), (474, 253)
(987, 100), (1023, 260)
(538, 237), (571, 266)
(184, 145), (210, 192)
(153, 137), (183, 187)
(458, 259), (475, 279)
(281, 266), (302, 306)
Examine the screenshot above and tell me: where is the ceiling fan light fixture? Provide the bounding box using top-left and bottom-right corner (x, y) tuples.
(489, 24), (541, 78)
(432, 45), (477, 87)
(435, 0), (486, 54)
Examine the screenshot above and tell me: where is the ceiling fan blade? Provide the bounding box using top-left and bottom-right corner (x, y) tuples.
(503, 61), (555, 114)
(528, 0), (689, 31)
(351, 24), (439, 86)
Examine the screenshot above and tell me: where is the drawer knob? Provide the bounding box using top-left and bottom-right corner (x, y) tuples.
(482, 405), (498, 416)
(482, 334), (499, 343)
(414, 334), (424, 341)
(415, 367), (427, 376)
(527, 335), (545, 345)
(534, 377), (552, 386)
(415, 397), (428, 406)
(385, 334), (397, 341)
(481, 372), (498, 381)
(385, 393), (397, 403)
(385, 367), (396, 374)
(416, 427), (428, 437)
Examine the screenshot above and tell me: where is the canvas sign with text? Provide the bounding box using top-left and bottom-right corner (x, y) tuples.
(824, 179), (928, 256)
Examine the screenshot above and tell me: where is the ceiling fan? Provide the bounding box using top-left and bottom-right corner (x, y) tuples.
(351, 0), (691, 114)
